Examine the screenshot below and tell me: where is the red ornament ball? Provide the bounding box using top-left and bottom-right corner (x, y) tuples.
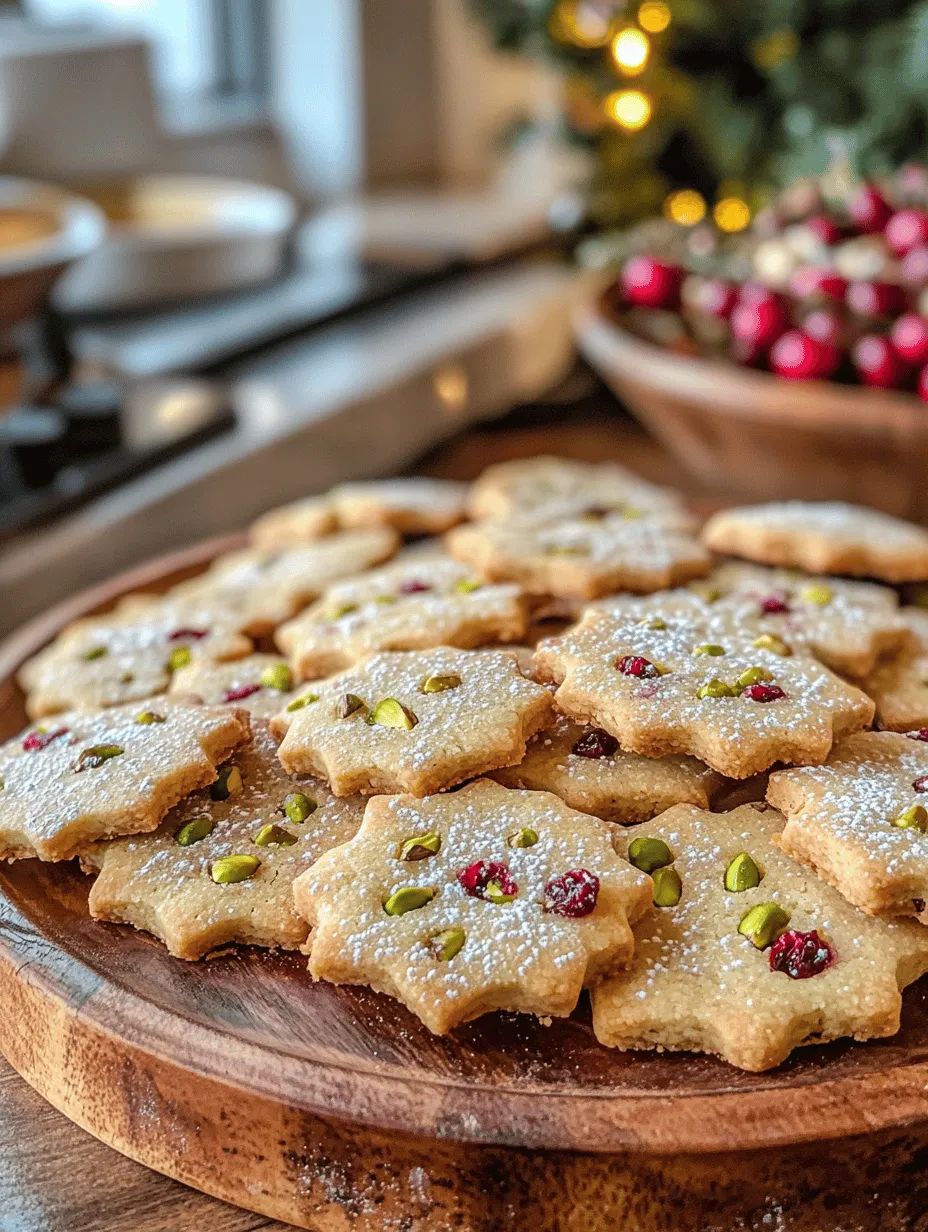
(788, 266), (847, 302)
(769, 329), (840, 381)
(803, 309), (843, 348)
(885, 208), (928, 255)
(901, 245), (928, 285)
(730, 289), (787, 351)
(848, 182), (893, 234)
(852, 335), (906, 388)
(846, 280), (905, 318)
(890, 314), (928, 365)
(690, 277), (737, 319)
(803, 215), (843, 246)
(621, 256), (682, 309)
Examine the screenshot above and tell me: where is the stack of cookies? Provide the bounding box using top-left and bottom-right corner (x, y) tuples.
(6, 463), (928, 1072)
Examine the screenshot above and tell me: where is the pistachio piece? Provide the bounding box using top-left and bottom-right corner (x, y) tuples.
(738, 902), (791, 949)
(82, 646), (108, 661)
(893, 804), (928, 832)
(287, 693), (318, 712)
(453, 578), (481, 594)
(428, 926), (466, 961)
(420, 673), (462, 694)
(375, 594), (397, 604)
(638, 616), (667, 630)
(507, 827), (539, 849)
(282, 791), (317, 823)
(623, 506), (642, 520)
(485, 878), (517, 904)
(261, 663), (293, 692)
(211, 764), (243, 801)
(337, 693), (366, 718)
(696, 678), (737, 699)
(175, 815), (214, 846)
(370, 697), (418, 729)
(724, 852), (762, 892)
(328, 601), (358, 619)
(694, 643), (726, 657)
(735, 666), (774, 690)
(651, 866), (682, 907)
(254, 823), (297, 847)
(398, 831), (442, 861)
(134, 710), (165, 725)
(168, 646), (193, 672)
(74, 744), (124, 772)
(753, 632), (792, 656)
(383, 886), (438, 915)
(691, 583), (723, 602)
(628, 836), (673, 873)
(211, 854), (261, 884)
(545, 544), (587, 556)
(802, 584), (834, 606)
(0, 776), (4, 791)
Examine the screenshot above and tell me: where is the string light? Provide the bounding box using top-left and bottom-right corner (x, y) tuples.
(611, 27), (650, 74)
(714, 197), (752, 232)
(664, 189), (707, 226)
(550, 1), (613, 49)
(638, 1), (671, 33)
(605, 89), (652, 130)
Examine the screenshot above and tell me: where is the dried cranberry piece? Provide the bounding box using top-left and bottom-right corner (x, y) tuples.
(769, 929), (834, 979)
(22, 727), (69, 752)
(760, 592), (790, 614)
(223, 684), (262, 702)
(616, 655), (661, 679)
(543, 869), (600, 918)
(914, 775), (928, 793)
(572, 728), (618, 759)
(398, 579), (431, 595)
(168, 627), (209, 641)
(743, 683), (787, 703)
(457, 859), (518, 900)
(908, 728), (928, 742)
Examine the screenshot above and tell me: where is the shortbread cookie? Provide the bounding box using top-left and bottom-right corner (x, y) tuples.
(276, 557), (529, 679)
(468, 455), (691, 526)
(702, 501), (928, 583)
(768, 731), (928, 924)
(250, 495), (339, 550)
(534, 601), (874, 778)
(170, 653), (298, 719)
(276, 648), (554, 796)
(18, 594), (253, 719)
(697, 562), (908, 677)
(592, 803), (928, 1071)
(82, 723), (364, 959)
(171, 529), (400, 637)
(491, 714), (723, 824)
(859, 608), (928, 732)
(331, 478), (469, 534)
(446, 516), (711, 600)
(294, 778), (652, 1033)
(0, 701), (250, 861)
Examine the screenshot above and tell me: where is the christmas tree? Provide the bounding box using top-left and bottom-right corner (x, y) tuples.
(470, 0), (928, 228)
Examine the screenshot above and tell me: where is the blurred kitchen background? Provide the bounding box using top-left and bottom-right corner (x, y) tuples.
(3, 0), (928, 632)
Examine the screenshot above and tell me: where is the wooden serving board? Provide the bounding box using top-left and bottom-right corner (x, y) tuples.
(2, 539), (928, 1231)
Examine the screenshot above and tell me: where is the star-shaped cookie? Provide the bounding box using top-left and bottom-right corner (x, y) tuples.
(859, 608), (928, 732)
(250, 495), (340, 550)
(169, 653), (298, 719)
(82, 723), (364, 959)
(330, 477), (469, 533)
(275, 556), (529, 679)
(534, 599), (874, 778)
(702, 501), (928, 583)
(491, 713), (723, 824)
(0, 701), (250, 861)
(768, 730), (928, 924)
(275, 648), (554, 796)
(294, 778), (652, 1034)
(592, 803), (928, 1071)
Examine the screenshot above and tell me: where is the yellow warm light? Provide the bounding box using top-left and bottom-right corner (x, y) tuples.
(714, 197), (752, 233)
(638, 1), (671, 34)
(551, 1), (612, 48)
(606, 89), (652, 131)
(611, 28), (650, 74)
(664, 189), (707, 226)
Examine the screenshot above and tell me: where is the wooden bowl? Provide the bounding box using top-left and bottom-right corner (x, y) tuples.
(576, 296), (928, 521)
(1, 540), (928, 1231)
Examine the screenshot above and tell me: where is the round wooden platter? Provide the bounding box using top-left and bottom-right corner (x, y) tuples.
(2, 540), (928, 1231)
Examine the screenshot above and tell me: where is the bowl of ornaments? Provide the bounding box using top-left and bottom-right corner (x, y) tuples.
(576, 167), (928, 521)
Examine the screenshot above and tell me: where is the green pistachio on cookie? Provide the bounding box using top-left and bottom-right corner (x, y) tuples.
(724, 852), (761, 892)
(694, 643), (726, 657)
(74, 744), (124, 772)
(735, 666), (773, 690)
(254, 823), (297, 847)
(134, 710), (165, 725)
(428, 926), (466, 961)
(696, 678), (737, 700)
(802, 584), (834, 607)
(753, 633), (791, 656)
(282, 792), (317, 823)
(398, 831), (442, 861)
(420, 673), (462, 694)
(628, 836), (673, 873)
(167, 646), (192, 672)
(337, 693), (367, 718)
(507, 827), (539, 849)
(211, 764), (243, 801)
(175, 815), (214, 846)
(893, 804), (928, 832)
(383, 886), (438, 915)
(211, 854), (261, 884)
(485, 879), (517, 905)
(261, 663), (293, 692)
(369, 697), (418, 729)
(453, 579), (481, 594)
(738, 902), (790, 950)
(82, 646), (108, 661)
(327, 601), (358, 619)
(651, 866), (682, 907)
(638, 616), (667, 630)
(287, 693), (318, 712)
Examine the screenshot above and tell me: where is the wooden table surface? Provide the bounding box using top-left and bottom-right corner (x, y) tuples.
(0, 407), (714, 1232)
